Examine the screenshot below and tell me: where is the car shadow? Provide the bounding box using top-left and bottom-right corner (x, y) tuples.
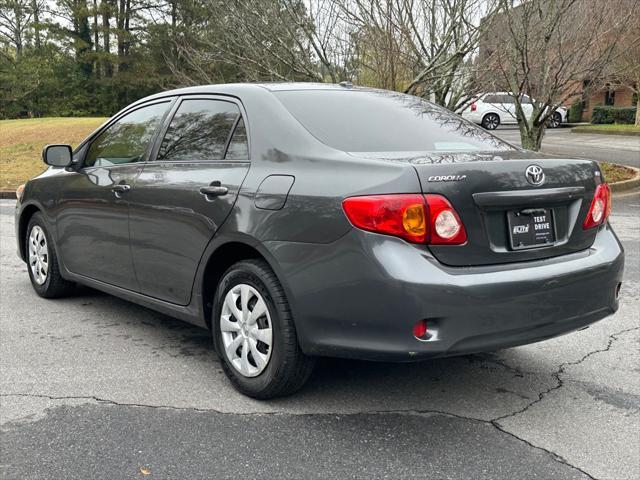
(62, 286), (549, 417)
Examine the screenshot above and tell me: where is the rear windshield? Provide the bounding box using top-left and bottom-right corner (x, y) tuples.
(274, 89), (514, 153)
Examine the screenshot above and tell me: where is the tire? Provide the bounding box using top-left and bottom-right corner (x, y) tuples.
(213, 259), (315, 399)
(548, 112), (562, 128)
(481, 113), (500, 130)
(25, 213), (75, 298)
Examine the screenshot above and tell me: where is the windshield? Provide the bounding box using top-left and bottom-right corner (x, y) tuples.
(274, 89), (515, 153)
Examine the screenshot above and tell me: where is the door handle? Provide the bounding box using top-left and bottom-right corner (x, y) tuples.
(111, 184), (131, 195)
(199, 184), (228, 197)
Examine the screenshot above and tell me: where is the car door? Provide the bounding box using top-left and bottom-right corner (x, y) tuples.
(128, 96), (251, 305)
(56, 100), (173, 290)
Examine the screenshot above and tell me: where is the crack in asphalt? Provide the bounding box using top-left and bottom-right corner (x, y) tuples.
(493, 326), (640, 425)
(1, 392), (596, 479)
(2, 326), (638, 480)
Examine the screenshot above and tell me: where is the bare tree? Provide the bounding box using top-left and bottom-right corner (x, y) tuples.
(338, 0), (497, 110)
(167, 0), (349, 85)
(481, 0), (639, 150)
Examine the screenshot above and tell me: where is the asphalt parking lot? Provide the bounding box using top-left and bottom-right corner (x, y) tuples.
(1, 190), (638, 479)
(493, 126), (640, 168)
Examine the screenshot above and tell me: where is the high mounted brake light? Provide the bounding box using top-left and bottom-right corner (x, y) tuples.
(583, 183), (611, 230)
(342, 194), (467, 245)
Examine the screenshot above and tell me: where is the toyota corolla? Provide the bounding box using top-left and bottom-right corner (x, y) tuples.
(15, 83), (624, 398)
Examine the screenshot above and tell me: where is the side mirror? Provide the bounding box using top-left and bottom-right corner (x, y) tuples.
(42, 144), (73, 167)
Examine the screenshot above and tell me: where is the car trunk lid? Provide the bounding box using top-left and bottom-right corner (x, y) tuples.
(351, 150), (602, 266)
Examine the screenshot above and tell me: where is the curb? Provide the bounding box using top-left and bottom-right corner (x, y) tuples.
(572, 127), (640, 136)
(609, 166), (640, 194)
(0, 190), (16, 199)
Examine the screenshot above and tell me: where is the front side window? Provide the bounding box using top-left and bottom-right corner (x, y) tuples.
(157, 99), (241, 162)
(84, 102), (169, 167)
(275, 90), (514, 153)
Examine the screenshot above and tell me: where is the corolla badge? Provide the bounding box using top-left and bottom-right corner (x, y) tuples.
(525, 165), (545, 186)
(427, 174), (467, 182)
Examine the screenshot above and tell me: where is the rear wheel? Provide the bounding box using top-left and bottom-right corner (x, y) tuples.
(482, 113), (500, 130)
(25, 213), (75, 298)
(213, 259), (315, 399)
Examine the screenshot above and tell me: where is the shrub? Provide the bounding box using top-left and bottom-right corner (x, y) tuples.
(591, 106), (637, 124)
(568, 101), (583, 123)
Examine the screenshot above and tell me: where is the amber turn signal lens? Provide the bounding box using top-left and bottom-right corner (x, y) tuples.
(402, 204), (426, 237)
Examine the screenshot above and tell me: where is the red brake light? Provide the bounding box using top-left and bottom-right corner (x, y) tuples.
(342, 194), (466, 245)
(342, 194), (427, 243)
(470, 102), (477, 112)
(583, 183), (611, 230)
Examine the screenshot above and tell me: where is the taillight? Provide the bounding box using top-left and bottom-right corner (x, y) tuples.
(424, 194), (467, 245)
(342, 194), (466, 245)
(470, 102), (477, 112)
(342, 194), (427, 243)
(583, 183), (611, 230)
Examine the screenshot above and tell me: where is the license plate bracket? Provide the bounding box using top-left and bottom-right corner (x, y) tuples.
(507, 208), (555, 250)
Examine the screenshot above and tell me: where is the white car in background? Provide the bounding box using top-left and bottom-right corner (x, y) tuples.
(461, 92), (568, 130)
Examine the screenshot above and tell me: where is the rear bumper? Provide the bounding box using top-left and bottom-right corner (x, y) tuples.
(267, 223), (624, 361)
(461, 111), (482, 124)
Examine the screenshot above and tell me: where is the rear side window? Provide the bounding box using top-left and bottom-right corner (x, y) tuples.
(225, 118), (249, 160)
(157, 99), (240, 161)
(84, 102), (169, 167)
(484, 95), (500, 103)
(275, 90), (513, 153)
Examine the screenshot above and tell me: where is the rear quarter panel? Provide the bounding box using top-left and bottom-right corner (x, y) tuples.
(217, 87), (422, 245)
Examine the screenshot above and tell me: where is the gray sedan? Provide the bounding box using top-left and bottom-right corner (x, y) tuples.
(14, 83), (624, 398)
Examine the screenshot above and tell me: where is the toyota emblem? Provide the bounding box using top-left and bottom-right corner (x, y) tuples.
(525, 165), (545, 186)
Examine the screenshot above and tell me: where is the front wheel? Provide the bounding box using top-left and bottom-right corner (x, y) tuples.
(482, 113), (500, 130)
(213, 259), (315, 399)
(25, 213), (75, 298)
(548, 112), (562, 128)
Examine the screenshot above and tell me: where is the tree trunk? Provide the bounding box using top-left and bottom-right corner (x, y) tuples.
(13, 3), (23, 59)
(102, 0), (112, 77)
(31, 0), (41, 49)
(636, 94), (640, 127)
(116, 0), (125, 62)
(519, 123), (545, 151)
(93, 0), (100, 80)
(75, 0), (93, 76)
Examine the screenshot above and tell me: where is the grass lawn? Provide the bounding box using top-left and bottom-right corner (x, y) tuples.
(572, 124), (640, 136)
(0, 117), (106, 190)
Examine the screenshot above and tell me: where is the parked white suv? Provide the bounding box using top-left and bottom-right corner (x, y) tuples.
(461, 92), (568, 130)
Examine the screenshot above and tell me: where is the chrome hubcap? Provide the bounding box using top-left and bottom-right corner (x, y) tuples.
(220, 284), (273, 377)
(28, 226), (49, 285)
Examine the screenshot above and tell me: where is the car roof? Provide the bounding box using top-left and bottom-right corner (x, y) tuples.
(137, 82), (363, 103)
